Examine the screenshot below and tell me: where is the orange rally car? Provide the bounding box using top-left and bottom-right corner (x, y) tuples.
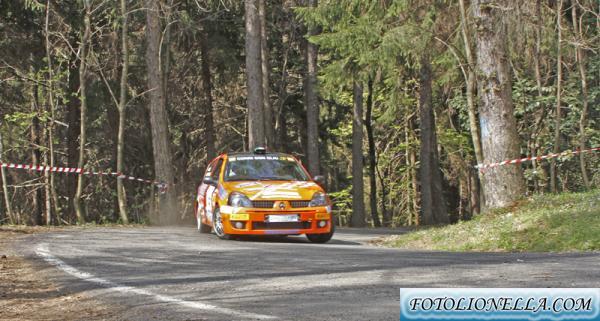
(194, 147), (335, 243)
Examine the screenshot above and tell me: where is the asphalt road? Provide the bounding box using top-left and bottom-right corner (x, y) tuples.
(18, 227), (600, 321)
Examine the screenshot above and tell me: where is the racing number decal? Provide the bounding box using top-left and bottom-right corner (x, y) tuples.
(197, 184), (207, 210)
(205, 185), (216, 222)
(196, 185), (205, 217)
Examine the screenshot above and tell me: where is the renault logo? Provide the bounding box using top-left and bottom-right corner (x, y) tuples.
(278, 202), (286, 210)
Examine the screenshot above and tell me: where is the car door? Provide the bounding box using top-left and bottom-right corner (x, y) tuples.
(200, 157), (223, 224)
(196, 158), (217, 222)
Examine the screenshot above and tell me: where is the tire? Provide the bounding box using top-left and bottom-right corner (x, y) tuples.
(195, 200), (211, 233)
(212, 208), (234, 240)
(197, 213), (211, 233)
(306, 221), (335, 243)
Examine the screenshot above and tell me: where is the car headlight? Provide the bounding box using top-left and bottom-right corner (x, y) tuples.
(228, 192), (252, 208)
(309, 192), (328, 207)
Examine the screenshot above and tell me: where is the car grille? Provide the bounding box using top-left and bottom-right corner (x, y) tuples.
(251, 200), (311, 208)
(252, 201), (275, 208)
(252, 222), (311, 230)
(290, 200), (310, 208)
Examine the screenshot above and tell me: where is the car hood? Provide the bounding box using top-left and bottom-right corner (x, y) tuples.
(221, 180), (323, 200)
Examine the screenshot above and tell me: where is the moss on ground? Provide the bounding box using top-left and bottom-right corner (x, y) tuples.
(375, 190), (600, 252)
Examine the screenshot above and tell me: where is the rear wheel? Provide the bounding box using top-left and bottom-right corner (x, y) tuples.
(306, 222), (335, 243)
(195, 201), (211, 233)
(197, 213), (211, 233)
(213, 208), (234, 240)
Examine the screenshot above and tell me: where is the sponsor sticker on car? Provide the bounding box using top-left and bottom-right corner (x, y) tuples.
(265, 214), (300, 223)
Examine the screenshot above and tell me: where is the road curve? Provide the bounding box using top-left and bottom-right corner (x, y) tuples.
(18, 227), (600, 321)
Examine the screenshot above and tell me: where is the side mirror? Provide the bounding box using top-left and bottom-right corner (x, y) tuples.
(203, 177), (218, 186)
(313, 175), (325, 187)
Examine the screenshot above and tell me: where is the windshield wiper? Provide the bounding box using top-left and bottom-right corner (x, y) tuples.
(226, 176), (258, 181)
(258, 177), (294, 181)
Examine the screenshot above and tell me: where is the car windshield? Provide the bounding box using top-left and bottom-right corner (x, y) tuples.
(224, 155), (310, 181)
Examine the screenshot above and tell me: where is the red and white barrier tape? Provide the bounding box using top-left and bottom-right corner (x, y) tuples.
(0, 162), (169, 192)
(476, 146), (600, 171)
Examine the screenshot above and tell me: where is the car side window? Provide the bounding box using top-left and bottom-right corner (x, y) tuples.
(210, 158), (223, 181)
(204, 162), (214, 179)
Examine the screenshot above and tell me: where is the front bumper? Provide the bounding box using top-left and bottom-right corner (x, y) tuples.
(219, 205), (332, 235)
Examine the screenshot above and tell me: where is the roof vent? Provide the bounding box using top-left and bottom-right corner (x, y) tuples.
(253, 147), (267, 154)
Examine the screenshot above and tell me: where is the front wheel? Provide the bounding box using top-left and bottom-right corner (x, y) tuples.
(306, 222), (335, 243)
(212, 208), (234, 240)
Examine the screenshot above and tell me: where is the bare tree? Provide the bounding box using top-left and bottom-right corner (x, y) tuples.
(259, 0), (274, 150)
(351, 81), (365, 227)
(66, 43), (81, 222)
(550, 0), (563, 193)
(0, 131), (13, 224)
(245, 0), (265, 150)
(305, 0), (320, 175)
(418, 55), (448, 225)
(162, 0), (174, 114)
(146, 0), (177, 223)
(571, 4), (590, 188)
(458, 0), (483, 167)
(406, 115), (419, 225)
(30, 84), (42, 225)
(44, 0), (60, 223)
(199, 25), (216, 161)
(116, 0), (130, 224)
(74, 0), (92, 224)
(365, 78), (381, 227)
(458, 0), (482, 213)
(531, 0), (545, 192)
(473, 0), (525, 208)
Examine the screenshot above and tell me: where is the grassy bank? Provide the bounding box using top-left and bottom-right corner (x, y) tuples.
(375, 190), (600, 252)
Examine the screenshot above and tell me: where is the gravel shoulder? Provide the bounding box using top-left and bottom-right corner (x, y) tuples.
(0, 226), (121, 321)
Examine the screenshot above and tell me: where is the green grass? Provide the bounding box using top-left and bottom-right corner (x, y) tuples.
(376, 190), (600, 252)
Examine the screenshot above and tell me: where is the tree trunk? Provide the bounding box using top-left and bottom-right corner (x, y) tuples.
(259, 0), (274, 150)
(279, 108), (288, 151)
(43, 149), (52, 225)
(274, 6), (291, 151)
(0, 132), (13, 224)
(365, 78), (380, 227)
(572, 4), (590, 189)
(532, 0), (544, 192)
(162, 0), (173, 112)
(245, 0), (265, 150)
(351, 82), (365, 227)
(305, 0), (320, 176)
(30, 83), (42, 225)
(297, 109), (308, 158)
(458, 0), (482, 213)
(473, 0), (526, 208)
(405, 119), (412, 225)
(199, 26), (216, 162)
(116, 0), (129, 224)
(377, 163), (389, 226)
(550, 0), (563, 193)
(458, 0), (483, 166)
(146, 0), (177, 224)
(418, 56), (448, 225)
(74, 1), (91, 224)
(66, 42), (81, 223)
(468, 170), (479, 217)
(407, 116), (419, 225)
(44, 0), (60, 223)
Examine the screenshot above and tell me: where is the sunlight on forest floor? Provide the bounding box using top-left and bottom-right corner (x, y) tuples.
(373, 190), (600, 252)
